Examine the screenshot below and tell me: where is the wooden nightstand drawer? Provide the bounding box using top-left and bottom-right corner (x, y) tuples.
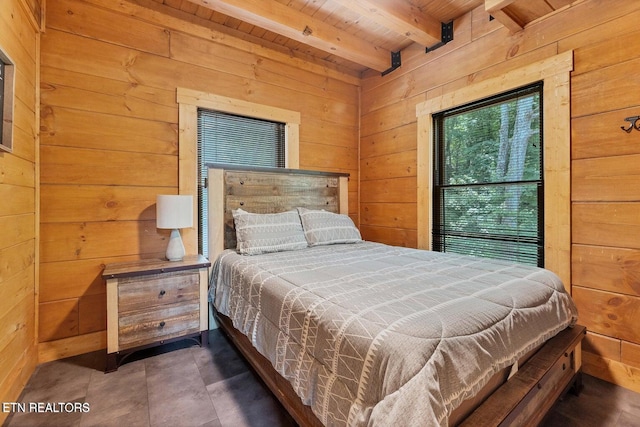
(118, 301), (200, 350)
(118, 270), (199, 313)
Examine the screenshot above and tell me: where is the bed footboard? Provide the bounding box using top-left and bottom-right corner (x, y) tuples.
(461, 324), (586, 426)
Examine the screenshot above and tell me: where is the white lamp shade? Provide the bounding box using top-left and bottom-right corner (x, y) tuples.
(156, 195), (193, 229)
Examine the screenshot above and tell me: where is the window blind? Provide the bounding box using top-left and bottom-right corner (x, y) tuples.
(197, 109), (285, 257)
(432, 83), (544, 266)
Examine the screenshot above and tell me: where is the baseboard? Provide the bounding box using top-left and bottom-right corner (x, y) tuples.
(38, 331), (107, 364)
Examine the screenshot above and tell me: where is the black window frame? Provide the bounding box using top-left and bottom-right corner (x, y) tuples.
(432, 82), (544, 266)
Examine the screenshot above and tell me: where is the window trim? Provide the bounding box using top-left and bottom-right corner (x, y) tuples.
(416, 51), (573, 291)
(177, 87), (301, 255)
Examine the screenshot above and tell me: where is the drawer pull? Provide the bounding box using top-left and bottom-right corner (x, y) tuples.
(159, 321), (166, 329)
(159, 290), (166, 297)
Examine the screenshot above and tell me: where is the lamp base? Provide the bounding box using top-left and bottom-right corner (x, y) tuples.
(165, 229), (186, 262)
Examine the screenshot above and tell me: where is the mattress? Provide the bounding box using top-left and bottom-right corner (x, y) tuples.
(210, 241), (578, 426)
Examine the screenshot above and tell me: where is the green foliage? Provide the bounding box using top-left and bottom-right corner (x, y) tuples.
(443, 94), (540, 184)
(436, 91), (542, 265)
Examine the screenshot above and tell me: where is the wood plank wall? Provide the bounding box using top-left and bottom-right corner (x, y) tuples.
(38, 0), (359, 361)
(359, 0), (640, 392)
(0, 0), (40, 422)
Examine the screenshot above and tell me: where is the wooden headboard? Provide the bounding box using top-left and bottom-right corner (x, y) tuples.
(207, 165), (349, 260)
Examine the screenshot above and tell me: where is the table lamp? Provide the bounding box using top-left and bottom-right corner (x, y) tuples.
(156, 195), (193, 261)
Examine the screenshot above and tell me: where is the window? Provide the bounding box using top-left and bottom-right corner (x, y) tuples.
(432, 84), (543, 266)
(0, 60), (4, 140)
(177, 88), (300, 259)
(415, 51), (573, 290)
(1, 47), (15, 153)
(0, 61), (4, 142)
(197, 110), (286, 257)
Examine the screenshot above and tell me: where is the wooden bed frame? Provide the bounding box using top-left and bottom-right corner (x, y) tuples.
(207, 165), (585, 426)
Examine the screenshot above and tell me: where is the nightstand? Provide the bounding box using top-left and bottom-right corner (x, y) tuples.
(102, 255), (211, 372)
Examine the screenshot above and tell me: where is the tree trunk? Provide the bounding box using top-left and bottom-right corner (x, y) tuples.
(502, 97), (535, 232)
(496, 104), (510, 179)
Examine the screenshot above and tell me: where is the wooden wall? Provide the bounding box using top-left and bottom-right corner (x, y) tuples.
(0, 0), (40, 422)
(359, 0), (640, 392)
(20, 0), (640, 398)
(38, 0), (359, 361)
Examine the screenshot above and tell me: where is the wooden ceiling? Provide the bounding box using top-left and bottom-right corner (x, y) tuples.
(147, 0), (575, 75)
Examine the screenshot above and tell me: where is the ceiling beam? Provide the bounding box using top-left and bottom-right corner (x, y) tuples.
(485, 0), (524, 32)
(485, 0), (517, 9)
(190, 0), (392, 72)
(340, 0), (442, 47)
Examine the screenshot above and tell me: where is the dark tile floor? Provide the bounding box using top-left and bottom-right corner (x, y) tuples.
(3, 329), (640, 427)
(541, 372), (640, 427)
(3, 330), (295, 427)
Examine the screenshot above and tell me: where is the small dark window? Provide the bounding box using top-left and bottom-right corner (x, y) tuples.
(1, 49), (15, 153)
(0, 61), (4, 142)
(432, 83), (543, 266)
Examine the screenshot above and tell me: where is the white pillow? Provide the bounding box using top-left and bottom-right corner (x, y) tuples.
(297, 207), (362, 246)
(232, 209), (308, 255)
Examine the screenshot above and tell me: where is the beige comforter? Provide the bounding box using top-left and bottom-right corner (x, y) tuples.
(211, 242), (578, 426)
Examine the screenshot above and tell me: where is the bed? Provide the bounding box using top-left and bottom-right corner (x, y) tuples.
(207, 165), (584, 427)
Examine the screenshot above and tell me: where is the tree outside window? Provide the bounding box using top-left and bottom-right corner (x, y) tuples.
(432, 83), (543, 266)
